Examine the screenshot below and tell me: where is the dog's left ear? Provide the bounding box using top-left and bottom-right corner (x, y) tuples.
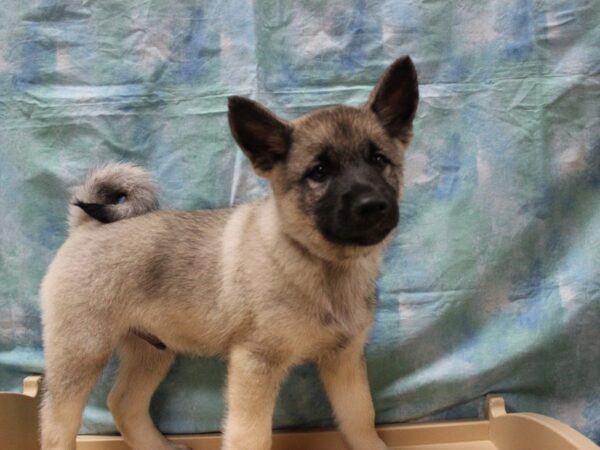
(367, 56), (419, 143)
(228, 96), (292, 175)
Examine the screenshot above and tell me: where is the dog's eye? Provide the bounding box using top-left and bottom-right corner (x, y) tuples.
(306, 164), (330, 182)
(370, 151), (390, 167)
(368, 142), (390, 168)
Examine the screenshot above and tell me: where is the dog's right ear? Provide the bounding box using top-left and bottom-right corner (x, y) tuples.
(228, 96), (292, 175)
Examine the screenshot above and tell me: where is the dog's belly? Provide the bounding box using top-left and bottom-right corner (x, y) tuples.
(131, 293), (249, 356)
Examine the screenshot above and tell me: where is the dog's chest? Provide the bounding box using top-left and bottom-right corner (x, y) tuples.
(276, 272), (375, 360)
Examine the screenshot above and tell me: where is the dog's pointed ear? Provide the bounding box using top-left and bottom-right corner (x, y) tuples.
(228, 96), (292, 175)
(367, 56), (419, 143)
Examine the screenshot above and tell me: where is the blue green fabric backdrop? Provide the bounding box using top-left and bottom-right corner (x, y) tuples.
(1, 0), (599, 443)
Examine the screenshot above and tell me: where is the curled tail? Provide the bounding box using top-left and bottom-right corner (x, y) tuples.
(69, 162), (159, 231)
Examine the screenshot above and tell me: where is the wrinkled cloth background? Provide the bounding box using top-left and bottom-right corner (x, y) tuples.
(0, 0), (599, 442)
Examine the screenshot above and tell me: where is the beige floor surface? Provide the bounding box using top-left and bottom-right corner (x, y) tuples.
(1, 377), (598, 450)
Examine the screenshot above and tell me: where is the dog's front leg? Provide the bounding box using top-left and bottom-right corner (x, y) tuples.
(319, 338), (388, 450)
(222, 346), (289, 450)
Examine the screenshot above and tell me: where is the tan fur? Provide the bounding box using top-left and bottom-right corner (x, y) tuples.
(40, 56), (418, 450)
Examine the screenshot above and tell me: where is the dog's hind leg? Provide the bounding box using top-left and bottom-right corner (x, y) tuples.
(107, 334), (190, 450)
(40, 330), (112, 450)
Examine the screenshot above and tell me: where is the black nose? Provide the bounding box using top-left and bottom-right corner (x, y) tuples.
(352, 195), (389, 222)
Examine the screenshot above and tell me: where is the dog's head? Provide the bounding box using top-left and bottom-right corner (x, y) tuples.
(228, 56), (419, 261)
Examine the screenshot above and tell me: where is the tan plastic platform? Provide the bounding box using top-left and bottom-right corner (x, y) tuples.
(1, 376), (598, 450)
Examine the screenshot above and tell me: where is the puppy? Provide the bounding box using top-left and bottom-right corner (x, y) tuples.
(40, 56), (419, 450)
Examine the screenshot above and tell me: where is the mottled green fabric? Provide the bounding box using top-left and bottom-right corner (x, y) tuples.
(0, 0), (599, 443)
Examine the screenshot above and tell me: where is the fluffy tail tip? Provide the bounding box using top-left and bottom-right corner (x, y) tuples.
(69, 163), (159, 230)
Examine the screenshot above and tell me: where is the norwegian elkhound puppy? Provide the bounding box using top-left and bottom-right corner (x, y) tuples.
(40, 56), (419, 450)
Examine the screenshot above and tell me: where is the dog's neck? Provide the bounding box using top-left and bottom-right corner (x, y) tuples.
(250, 197), (382, 320)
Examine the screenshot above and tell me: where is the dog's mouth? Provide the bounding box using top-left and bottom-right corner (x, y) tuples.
(318, 208), (399, 247)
